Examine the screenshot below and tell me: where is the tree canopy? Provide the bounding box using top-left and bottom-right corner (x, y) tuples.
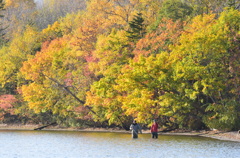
(0, 0), (239, 131)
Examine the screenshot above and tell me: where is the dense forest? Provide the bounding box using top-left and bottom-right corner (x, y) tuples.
(0, 0), (239, 131)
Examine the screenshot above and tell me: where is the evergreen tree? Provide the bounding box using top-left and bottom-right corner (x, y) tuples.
(227, 0), (239, 9)
(126, 13), (146, 42)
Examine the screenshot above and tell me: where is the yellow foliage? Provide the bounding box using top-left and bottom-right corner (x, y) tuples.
(87, 0), (161, 29)
(5, 0), (35, 8)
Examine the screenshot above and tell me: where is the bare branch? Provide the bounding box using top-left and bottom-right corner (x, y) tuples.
(42, 73), (96, 114)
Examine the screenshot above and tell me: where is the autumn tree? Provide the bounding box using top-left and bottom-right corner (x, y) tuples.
(0, 94), (18, 123)
(169, 9), (240, 130)
(86, 29), (133, 129)
(86, 8), (182, 129)
(0, 25), (41, 123)
(20, 37), (92, 125)
(20, 10), (113, 126)
(114, 53), (175, 126)
(86, 0), (162, 31)
(0, 0), (239, 130)
(202, 9), (240, 130)
(133, 18), (184, 59)
(0, 26), (41, 95)
(96, 9), (240, 131)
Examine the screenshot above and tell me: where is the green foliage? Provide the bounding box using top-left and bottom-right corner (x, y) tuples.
(227, 0), (238, 9)
(86, 29), (132, 128)
(204, 100), (240, 131)
(149, 0), (192, 31)
(158, 0), (193, 21)
(0, 26), (41, 92)
(170, 9), (240, 130)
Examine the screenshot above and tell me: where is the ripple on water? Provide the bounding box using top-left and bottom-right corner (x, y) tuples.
(0, 130), (239, 158)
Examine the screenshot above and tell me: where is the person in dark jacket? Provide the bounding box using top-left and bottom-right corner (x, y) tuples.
(130, 120), (142, 138)
(150, 119), (158, 139)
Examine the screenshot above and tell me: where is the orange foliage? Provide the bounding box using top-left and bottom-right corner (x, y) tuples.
(70, 17), (107, 54)
(0, 95), (17, 110)
(133, 19), (184, 60)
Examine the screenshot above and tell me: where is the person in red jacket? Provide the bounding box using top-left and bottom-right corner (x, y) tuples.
(150, 119), (158, 139)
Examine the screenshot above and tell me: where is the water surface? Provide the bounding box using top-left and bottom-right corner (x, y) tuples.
(0, 130), (239, 158)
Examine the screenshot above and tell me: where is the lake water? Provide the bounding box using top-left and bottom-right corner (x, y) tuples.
(0, 130), (239, 158)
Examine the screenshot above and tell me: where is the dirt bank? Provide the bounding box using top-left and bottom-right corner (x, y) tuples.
(159, 130), (240, 142)
(0, 124), (239, 142)
(195, 130), (240, 142)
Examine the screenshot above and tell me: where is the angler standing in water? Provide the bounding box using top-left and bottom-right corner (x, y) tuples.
(150, 119), (159, 139)
(130, 120), (142, 138)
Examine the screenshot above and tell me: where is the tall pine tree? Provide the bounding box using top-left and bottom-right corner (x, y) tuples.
(126, 13), (146, 42)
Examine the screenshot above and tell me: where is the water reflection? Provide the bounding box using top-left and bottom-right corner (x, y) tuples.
(0, 130), (239, 158)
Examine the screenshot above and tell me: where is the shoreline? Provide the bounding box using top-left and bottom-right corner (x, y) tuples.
(160, 130), (240, 142)
(0, 124), (240, 142)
